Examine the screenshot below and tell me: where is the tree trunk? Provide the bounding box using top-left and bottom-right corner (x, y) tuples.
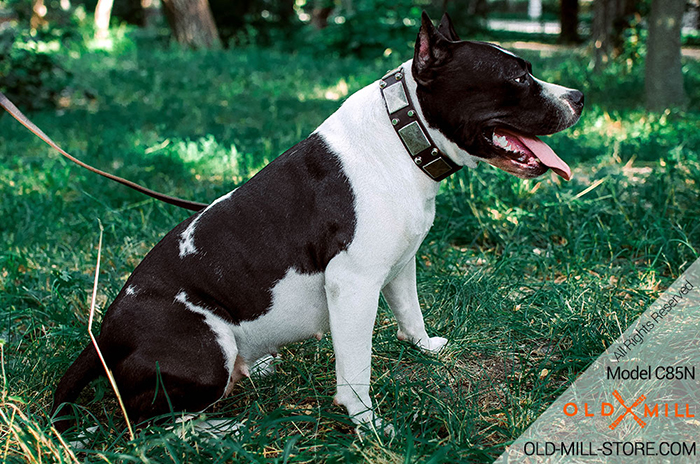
(162, 0), (221, 48)
(94, 0), (115, 40)
(645, 0), (687, 110)
(311, 7), (333, 30)
(559, 0), (579, 44)
(591, 0), (635, 71)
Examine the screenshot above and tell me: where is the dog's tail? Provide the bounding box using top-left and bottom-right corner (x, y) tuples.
(51, 343), (103, 433)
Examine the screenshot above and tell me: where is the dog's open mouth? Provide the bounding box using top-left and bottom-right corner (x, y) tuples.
(485, 128), (572, 180)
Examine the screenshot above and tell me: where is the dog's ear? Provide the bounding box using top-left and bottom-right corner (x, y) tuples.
(437, 12), (460, 41)
(412, 12), (452, 86)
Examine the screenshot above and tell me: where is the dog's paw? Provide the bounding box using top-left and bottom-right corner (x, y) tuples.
(356, 417), (396, 439)
(419, 336), (448, 354)
(67, 425), (100, 449)
(346, 409), (395, 439)
(172, 414), (246, 439)
(250, 355), (276, 378)
(397, 330), (448, 354)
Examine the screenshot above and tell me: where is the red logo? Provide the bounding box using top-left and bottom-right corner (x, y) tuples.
(609, 390), (646, 430)
(563, 394), (694, 426)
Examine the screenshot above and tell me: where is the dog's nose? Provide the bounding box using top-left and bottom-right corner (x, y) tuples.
(567, 90), (584, 110)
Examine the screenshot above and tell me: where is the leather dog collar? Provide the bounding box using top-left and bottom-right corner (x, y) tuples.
(379, 68), (461, 181)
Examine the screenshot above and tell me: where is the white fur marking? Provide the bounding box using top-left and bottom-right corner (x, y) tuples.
(314, 76), (446, 428)
(174, 291), (237, 382)
(179, 221), (199, 257)
(179, 191), (235, 258)
(125, 285), (138, 296)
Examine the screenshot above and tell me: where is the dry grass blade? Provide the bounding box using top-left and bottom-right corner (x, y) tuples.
(0, 404), (80, 463)
(87, 222), (135, 441)
(0, 344), (79, 463)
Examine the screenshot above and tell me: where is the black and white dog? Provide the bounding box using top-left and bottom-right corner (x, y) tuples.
(52, 13), (583, 434)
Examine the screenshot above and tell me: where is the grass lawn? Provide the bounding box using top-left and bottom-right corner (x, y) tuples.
(1, 36), (699, 462)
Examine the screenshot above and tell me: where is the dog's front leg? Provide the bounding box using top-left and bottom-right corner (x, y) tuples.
(325, 260), (390, 433)
(382, 258), (447, 353)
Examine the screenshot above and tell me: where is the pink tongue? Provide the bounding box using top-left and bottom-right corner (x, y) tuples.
(499, 129), (572, 181)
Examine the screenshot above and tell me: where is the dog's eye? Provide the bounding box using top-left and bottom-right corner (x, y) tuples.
(513, 75), (528, 84)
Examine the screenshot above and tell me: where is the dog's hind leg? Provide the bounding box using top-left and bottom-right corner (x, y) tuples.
(382, 258), (448, 354)
(114, 337), (233, 426)
(99, 296), (237, 425)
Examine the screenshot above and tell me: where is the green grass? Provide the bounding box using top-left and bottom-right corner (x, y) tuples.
(1, 37), (699, 463)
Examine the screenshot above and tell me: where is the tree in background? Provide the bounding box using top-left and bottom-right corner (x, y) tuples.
(94, 0), (114, 39)
(161, 0), (220, 48)
(645, 0), (687, 110)
(559, 0), (579, 44)
(591, 0), (636, 71)
(112, 0), (162, 29)
(206, 0), (297, 47)
(311, 0), (334, 29)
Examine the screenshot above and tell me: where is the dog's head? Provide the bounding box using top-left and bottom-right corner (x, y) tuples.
(412, 13), (583, 180)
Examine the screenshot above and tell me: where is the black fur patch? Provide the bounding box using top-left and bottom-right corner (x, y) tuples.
(105, 132), (356, 327)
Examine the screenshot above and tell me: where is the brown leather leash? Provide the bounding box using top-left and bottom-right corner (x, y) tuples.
(0, 91), (208, 212)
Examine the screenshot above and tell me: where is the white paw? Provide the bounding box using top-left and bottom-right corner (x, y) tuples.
(172, 415), (245, 439)
(419, 336), (448, 354)
(356, 417), (396, 439)
(190, 418), (245, 438)
(250, 355), (276, 378)
(68, 425), (99, 449)
(397, 330), (448, 354)
(343, 407), (395, 439)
